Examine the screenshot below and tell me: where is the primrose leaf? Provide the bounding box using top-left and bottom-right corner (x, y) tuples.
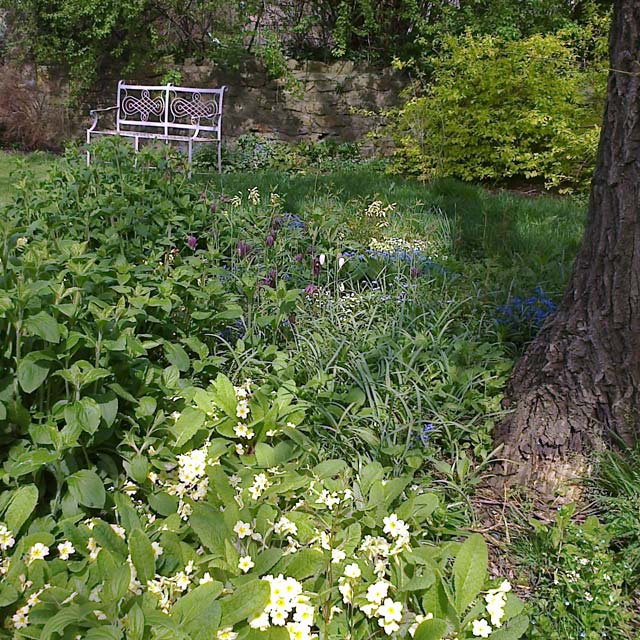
(129, 528), (156, 585)
(454, 534), (488, 613)
(4, 484), (39, 534)
(219, 579), (270, 628)
(67, 469), (106, 509)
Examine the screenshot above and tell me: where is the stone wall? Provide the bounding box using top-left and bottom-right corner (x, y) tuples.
(2, 59), (407, 149)
(174, 59), (407, 144)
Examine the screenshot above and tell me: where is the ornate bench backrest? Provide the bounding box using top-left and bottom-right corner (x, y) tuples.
(116, 81), (226, 138)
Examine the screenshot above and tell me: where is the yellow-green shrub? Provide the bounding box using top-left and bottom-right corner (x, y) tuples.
(391, 31), (606, 191)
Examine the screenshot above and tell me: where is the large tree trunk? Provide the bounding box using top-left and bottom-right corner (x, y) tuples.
(494, 0), (640, 499)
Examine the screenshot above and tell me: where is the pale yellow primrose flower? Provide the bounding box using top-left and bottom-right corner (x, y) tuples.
(238, 555), (255, 573)
(12, 610), (29, 629)
(472, 619), (492, 638)
(0, 524), (15, 551)
(26, 543), (49, 565)
(57, 541), (75, 560)
(343, 563), (361, 579)
(233, 520), (253, 539)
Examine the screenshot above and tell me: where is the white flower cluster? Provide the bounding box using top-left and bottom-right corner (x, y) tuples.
(0, 523), (15, 551)
(274, 516), (298, 537)
(147, 561), (196, 612)
(333, 512), (419, 634)
(364, 200), (395, 228)
(11, 586), (47, 629)
(249, 472), (271, 500)
(249, 574), (316, 640)
(233, 380), (253, 454)
(312, 485), (351, 511)
(472, 580), (512, 637)
(248, 187), (261, 206)
(166, 443), (212, 519)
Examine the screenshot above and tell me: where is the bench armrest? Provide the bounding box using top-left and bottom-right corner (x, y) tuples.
(88, 105), (118, 132)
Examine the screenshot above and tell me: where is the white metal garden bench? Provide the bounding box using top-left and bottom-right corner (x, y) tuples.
(86, 80), (227, 173)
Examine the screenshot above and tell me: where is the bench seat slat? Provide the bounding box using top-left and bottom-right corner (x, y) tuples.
(91, 130), (217, 142)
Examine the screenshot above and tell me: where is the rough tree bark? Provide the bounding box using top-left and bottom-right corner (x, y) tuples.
(494, 0), (640, 499)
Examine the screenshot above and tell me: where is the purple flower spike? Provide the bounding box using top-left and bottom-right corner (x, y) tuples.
(187, 235), (198, 250)
(304, 284), (318, 295)
(237, 241), (252, 258)
(265, 233), (275, 248)
(410, 266), (421, 279)
(210, 201), (218, 214)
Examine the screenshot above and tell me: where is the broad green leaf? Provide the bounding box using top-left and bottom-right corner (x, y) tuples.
(148, 491), (178, 516)
(172, 582), (223, 639)
(255, 443), (278, 468)
(41, 604), (84, 640)
(253, 548), (283, 576)
(136, 396), (157, 417)
(85, 626), (123, 640)
(414, 618), (448, 640)
(95, 392), (119, 427)
(219, 579), (270, 627)
(92, 521), (128, 558)
(397, 493), (440, 523)
(24, 311), (61, 343)
(17, 352), (52, 393)
(172, 407), (206, 448)
(162, 365), (181, 389)
(190, 503), (229, 555)
(6, 449), (59, 478)
(124, 603), (145, 640)
(114, 492), (143, 532)
(103, 563), (131, 602)
(454, 534), (488, 612)
(0, 582), (18, 607)
(4, 484), (39, 534)
(164, 342), (190, 372)
(312, 459), (348, 479)
(64, 398), (102, 435)
(359, 461), (384, 495)
(422, 581), (455, 622)
(245, 629), (289, 640)
(129, 455), (149, 483)
(212, 373), (237, 417)
(490, 615), (529, 639)
(277, 549), (326, 580)
(67, 469), (106, 508)
(129, 528), (156, 585)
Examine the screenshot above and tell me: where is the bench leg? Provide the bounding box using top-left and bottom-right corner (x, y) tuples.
(134, 136), (139, 168)
(86, 132), (91, 167)
(188, 139), (193, 179)
(217, 140), (222, 174)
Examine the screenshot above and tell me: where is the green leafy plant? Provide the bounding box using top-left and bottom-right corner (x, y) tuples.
(515, 505), (635, 640)
(390, 30), (607, 191)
